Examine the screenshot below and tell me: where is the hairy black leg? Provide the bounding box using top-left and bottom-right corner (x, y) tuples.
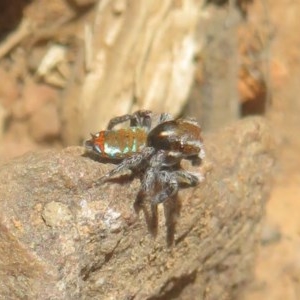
(138, 150), (180, 204)
(149, 149), (169, 167)
(148, 112), (173, 131)
(136, 150), (171, 203)
(149, 149), (181, 168)
(135, 164), (160, 236)
(98, 147), (155, 183)
(135, 170), (155, 207)
(136, 154), (160, 204)
(161, 148), (205, 167)
(106, 110), (152, 130)
(132, 110), (152, 129)
(174, 170), (202, 186)
(163, 193), (181, 246)
(189, 155), (202, 166)
(107, 114), (138, 130)
(141, 168), (156, 196)
(152, 171), (179, 204)
(158, 112), (173, 124)
(135, 188), (159, 236)
(151, 169), (202, 204)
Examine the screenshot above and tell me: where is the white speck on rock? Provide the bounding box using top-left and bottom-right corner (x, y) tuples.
(79, 199), (96, 220)
(103, 208), (121, 230)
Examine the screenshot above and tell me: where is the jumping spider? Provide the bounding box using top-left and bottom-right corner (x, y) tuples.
(84, 110), (205, 204)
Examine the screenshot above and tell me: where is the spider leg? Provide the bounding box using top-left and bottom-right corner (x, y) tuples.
(137, 150), (175, 204)
(149, 149), (171, 167)
(107, 114), (138, 130)
(136, 150), (167, 202)
(98, 147), (155, 183)
(106, 110), (152, 130)
(132, 110), (152, 129)
(158, 113), (173, 123)
(173, 169), (204, 186)
(189, 141), (205, 165)
(151, 169), (203, 204)
(152, 170), (179, 204)
(163, 147), (205, 167)
(137, 166), (157, 203)
(148, 112), (173, 130)
(149, 149), (181, 168)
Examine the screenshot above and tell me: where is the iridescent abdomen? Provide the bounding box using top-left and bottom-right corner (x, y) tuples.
(87, 127), (148, 159)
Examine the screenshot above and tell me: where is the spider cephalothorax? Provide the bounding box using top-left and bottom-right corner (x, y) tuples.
(84, 110), (205, 204)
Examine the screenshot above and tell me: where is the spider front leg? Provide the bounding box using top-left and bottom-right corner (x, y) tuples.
(98, 147), (155, 184)
(137, 168), (179, 205)
(174, 169), (204, 186)
(107, 110), (153, 130)
(138, 166), (203, 205)
(152, 170), (179, 204)
(161, 149), (205, 167)
(157, 112), (173, 123)
(138, 150), (179, 204)
(151, 169), (204, 204)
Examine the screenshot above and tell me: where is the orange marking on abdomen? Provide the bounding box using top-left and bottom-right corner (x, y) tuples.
(94, 131), (106, 156)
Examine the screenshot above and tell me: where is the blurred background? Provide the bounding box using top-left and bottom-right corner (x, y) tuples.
(0, 0), (299, 299)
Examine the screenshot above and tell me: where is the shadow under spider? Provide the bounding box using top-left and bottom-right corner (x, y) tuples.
(82, 152), (123, 165)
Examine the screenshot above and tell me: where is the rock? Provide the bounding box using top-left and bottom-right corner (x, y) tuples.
(0, 117), (275, 299)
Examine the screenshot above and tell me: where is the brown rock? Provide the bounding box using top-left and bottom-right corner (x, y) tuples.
(0, 117), (275, 299)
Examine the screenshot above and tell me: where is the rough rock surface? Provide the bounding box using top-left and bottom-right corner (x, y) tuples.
(0, 117), (275, 299)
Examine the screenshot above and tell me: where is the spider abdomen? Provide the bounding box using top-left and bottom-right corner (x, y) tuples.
(85, 127), (147, 159)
